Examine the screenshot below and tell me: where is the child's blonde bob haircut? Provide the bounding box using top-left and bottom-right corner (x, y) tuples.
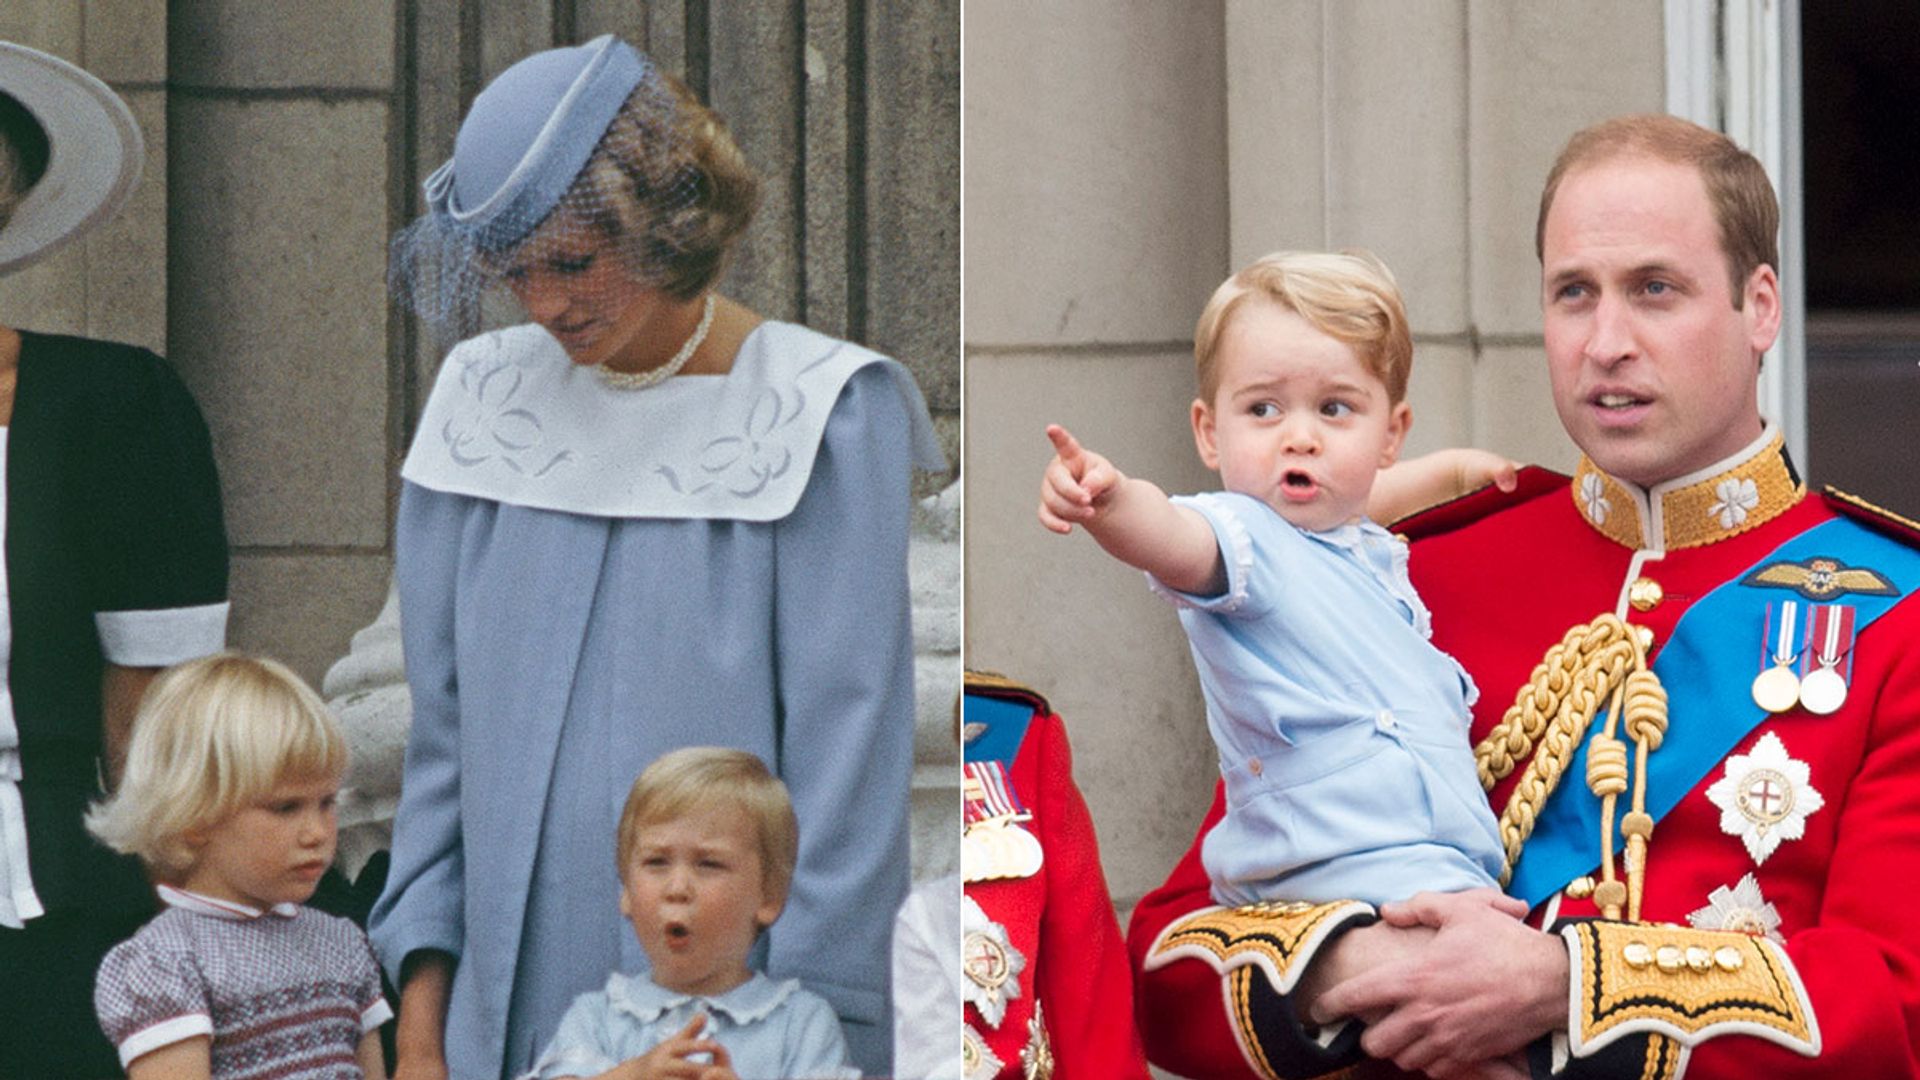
(616, 746), (800, 914)
(85, 652), (347, 879)
(1193, 249), (1413, 405)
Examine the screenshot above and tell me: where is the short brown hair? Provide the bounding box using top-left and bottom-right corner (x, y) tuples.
(573, 74), (759, 301)
(1536, 114), (1778, 308)
(1193, 249), (1413, 404)
(616, 747), (799, 914)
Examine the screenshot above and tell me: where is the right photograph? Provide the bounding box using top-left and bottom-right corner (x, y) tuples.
(962, 4), (1920, 1079)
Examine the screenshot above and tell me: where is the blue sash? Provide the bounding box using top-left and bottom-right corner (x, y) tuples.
(1508, 516), (1920, 907)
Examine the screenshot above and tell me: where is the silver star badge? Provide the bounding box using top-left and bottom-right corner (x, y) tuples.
(1686, 873), (1785, 943)
(962, 894), (1025, 1028)
(963, 1023), (1003, 1080)
(1705, 731), (1824, 865)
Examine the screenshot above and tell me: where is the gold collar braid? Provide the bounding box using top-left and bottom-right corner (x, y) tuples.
(1474, 614), (1669, 920)
(1572, 429), (1803, 551)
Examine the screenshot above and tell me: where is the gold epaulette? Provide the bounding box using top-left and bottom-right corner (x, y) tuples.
(1561, 922), (1819, 1059)
(1823, 486), (1920, 548)
(963, 668), (1051, 714)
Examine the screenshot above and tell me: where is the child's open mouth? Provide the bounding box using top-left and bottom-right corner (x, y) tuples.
(1281, 470), (1319, 501)
(664, 921), (691, 944)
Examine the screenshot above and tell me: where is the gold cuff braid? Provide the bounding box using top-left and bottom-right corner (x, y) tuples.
(1563, 922), (1819, 1058)
(1148, 901), (1377, 1080)
(1144, 899), (1376, 993)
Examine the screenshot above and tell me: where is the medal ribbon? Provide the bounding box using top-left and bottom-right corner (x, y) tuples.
(964, 760), (1030, 826)
(1510, 516), (1920, 907)
(1804, 603), (1856, 680)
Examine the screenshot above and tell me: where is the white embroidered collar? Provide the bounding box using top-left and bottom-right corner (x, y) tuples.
(402, 320), (943, 521)
(605, 970), (798, 1026)
(158, 883), (300, 921)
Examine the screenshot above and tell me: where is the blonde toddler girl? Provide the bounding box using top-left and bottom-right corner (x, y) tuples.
(86, 652), (390, 1079)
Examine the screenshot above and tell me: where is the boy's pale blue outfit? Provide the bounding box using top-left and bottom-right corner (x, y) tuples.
(527, 972), (859, 1079)
(1152, 492), (1506, 906)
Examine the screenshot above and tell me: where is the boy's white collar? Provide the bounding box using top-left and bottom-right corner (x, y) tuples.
(157, 883), (300, 921)
(606, 970), (799, 1026)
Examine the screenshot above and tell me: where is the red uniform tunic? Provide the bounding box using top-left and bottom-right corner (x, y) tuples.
(1129, 440), (1920, 1079)
(963, 675), (1150, 1079)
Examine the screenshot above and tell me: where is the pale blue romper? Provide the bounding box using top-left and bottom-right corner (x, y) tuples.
(1153, 492), (1506, 906)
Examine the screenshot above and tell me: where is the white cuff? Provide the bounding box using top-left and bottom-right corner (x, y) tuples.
(118, 1013), (214, 1068)
(96, 602), (229, 666)
(360, 997), (394, 1033)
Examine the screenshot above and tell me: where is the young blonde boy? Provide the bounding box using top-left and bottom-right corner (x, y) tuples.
(1040, 250), (1512, 907)
(86, 652), (390, 1080)
(531, 747), (856, 1080)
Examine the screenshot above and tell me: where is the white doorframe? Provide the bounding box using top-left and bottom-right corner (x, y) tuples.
(1664, 0), (1806, 470)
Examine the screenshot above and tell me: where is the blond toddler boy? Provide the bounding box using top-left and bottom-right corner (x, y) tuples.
(1040, 250), (1513, 907)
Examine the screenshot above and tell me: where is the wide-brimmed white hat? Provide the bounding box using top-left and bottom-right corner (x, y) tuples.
(0, 42), (142, 275)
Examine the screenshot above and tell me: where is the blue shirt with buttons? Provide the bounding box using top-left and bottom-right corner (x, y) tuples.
(1153, 492), (1506, 906)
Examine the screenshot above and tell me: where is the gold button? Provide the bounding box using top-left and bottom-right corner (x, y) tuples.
(1565, 876), (1595, 900)
(1622, 942), (1653, 968)
(1247, 757), (1263, 777)
(1637, 626), (1656, 650)
(1714, 946), (1744, 972)
(1628, 577), (1664, 611)
(1686, 946), (1712, 972)
(1655, 945), (1684, 972)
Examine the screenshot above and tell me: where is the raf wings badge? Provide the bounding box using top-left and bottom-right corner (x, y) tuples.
(1742, 556), (1897, 600)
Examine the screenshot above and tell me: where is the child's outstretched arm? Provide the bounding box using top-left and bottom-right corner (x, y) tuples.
(1369, 448), (1520, 524)
(1038, 424), (1224, 596)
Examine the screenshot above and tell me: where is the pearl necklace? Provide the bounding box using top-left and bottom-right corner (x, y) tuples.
(595, 293), (716, 391)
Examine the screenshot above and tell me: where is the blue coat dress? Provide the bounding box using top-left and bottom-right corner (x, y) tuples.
(369, 320), (942, 1079)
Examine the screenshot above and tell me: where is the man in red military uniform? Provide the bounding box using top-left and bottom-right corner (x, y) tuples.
(963, 671), (1151, 1079)
(1128, 114), (1920, 1079)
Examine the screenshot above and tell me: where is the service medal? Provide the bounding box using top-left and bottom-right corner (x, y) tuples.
(1750, 600), (1803, 713)
(1797, 667), (1846, 715)
(1751, 665), (1800, 714)
(1798, 604), (1855, 715)
(963, 760), (1044, 882)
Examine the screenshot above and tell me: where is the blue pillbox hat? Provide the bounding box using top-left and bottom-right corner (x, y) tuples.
(422, 34), (651, 251)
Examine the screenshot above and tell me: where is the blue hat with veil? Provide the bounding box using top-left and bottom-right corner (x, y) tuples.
(389, 35), (697, 331)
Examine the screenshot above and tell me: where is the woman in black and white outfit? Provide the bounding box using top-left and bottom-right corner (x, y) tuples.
(0, 41), (228, 1079)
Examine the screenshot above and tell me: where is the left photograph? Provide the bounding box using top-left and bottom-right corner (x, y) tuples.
(0, 6), (958, 1079)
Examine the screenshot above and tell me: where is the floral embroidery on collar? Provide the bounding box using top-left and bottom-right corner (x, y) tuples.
(1580, 471), (1612, 526)
(1710, 477), (1760, 530)
(1571, 426), (1802, 550)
